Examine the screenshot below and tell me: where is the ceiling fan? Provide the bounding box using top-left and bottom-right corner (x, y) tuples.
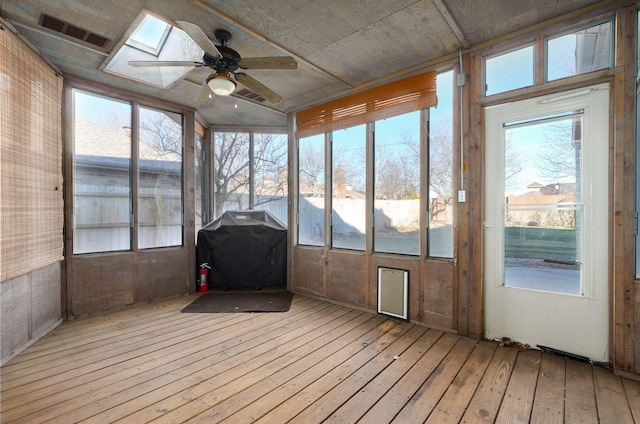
(128, 21), (297, 104)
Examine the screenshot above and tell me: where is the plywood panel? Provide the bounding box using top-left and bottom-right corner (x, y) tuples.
(636, 280), (640, 373)
(422, 259), (454, 330)
(292, 247), (325, 296)
(68, 254), (136, 317)
(1, 275), (31, 362)
(1, 262), (61, 365)
(138, 248), (187, 301)
(326, 250), (367, 307)
(445, 0), (603, 46)
(30, 263), (62, 335)
(68, 247), (191, 317)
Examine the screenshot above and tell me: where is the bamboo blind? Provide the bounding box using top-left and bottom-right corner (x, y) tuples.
(295, 71), (437, 138)
(1, 25), (64, 282)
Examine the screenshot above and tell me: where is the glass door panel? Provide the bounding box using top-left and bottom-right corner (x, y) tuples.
(503, 113), (583, 295)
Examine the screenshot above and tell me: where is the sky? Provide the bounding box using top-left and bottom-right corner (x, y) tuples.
(129, 15), (170, 50)
(504, 116), (580, 196)
(74, 90), (131, 129)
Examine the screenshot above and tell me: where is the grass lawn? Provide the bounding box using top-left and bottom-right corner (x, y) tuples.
(324, 226), (573, 262)
(331, 226), (453, 257)
(505, 226), (576, 261)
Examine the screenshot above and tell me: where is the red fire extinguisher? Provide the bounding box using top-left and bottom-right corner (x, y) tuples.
(198, 263), (211, 292)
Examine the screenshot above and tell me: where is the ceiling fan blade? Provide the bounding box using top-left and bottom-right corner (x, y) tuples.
(128, 61), (203, 67)
(237, 56), (298, 70)
(196, 82), (213, 104)
(174, 21), (222, 59)
(235, 72), (282, 104)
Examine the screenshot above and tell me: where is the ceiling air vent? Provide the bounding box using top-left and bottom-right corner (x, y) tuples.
(40, 14), (110, 49)
(236, 88), (266, 103)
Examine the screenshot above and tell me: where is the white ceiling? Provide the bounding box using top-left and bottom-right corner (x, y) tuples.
(0, 0), (604, 127)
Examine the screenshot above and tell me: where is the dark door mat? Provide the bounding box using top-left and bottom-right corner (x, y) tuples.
(181, 291), (293, 313)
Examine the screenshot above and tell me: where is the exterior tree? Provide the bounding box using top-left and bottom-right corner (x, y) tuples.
(213, 132), (250, 217)
(254, 133), (288, 207)
(213, 132), (289, 218)
(139, 108), (183, 159)
(535, 118), (580, 188)
(299, 140), (325, 197)
(424, 122), (453, 219)
(376, 131), (419, 200)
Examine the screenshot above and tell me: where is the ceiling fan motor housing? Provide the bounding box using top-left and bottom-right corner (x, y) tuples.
(202, 47), (240, 75)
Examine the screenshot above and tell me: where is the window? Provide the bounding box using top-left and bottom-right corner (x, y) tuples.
(298, 134), (325, 246)
(374, 112), (420, 255)
(73, 90), (132, 254)
(428, 70), (454, 258)
(295, 70), (454, 257)
(254, 133), (288, 225)
(211, 130), (289, 225)
(73, 91), (185, 253)
(485, 45), (534, 96)
(138, 107), (184, 249)
(546, 20), (612, 82)
(485, 19), (614, 96)
(213, 132), (250, 217)
(332, 125), (367, 250)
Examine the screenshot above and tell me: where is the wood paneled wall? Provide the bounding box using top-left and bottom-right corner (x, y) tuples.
(292, 247), (454, 330)
(291, 2), (640, 377)
(67, 248), (188, 318)
(0, 263), (62, 364)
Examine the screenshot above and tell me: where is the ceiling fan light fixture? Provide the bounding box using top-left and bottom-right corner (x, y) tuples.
(207, 74), (236, 96)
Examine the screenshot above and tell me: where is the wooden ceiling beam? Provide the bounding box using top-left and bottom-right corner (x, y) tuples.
(433, 0), (470, 49)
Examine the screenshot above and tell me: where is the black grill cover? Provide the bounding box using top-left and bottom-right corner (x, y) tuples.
(196, 210), (287, 290)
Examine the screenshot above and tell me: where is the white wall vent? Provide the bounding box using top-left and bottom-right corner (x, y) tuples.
(377, 267), (408, 320)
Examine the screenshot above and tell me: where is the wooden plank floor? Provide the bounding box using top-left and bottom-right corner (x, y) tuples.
(1, 293), (639, 423)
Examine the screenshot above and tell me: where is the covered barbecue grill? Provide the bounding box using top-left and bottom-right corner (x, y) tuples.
(196, 210), (287, 290)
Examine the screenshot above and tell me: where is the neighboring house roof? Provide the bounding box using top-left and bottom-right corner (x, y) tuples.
(74, 118), (181, 162)
(520, 182), (576, 196)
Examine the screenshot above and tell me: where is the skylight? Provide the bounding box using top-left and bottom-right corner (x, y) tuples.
(126, 14), (171, 55)
(101, 11), (202, 89)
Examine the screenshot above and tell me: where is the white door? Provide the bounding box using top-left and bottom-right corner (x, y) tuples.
(484, 84), (609, 363)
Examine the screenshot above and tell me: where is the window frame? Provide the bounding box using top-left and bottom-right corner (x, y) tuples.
(137, 105), (185, 250)
(297, 133), (326, 247)
(70, 87), (187, 255)
(72, 88), (134, 254)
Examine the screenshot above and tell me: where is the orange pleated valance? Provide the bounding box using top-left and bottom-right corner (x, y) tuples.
(296, 71), (437, 138)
